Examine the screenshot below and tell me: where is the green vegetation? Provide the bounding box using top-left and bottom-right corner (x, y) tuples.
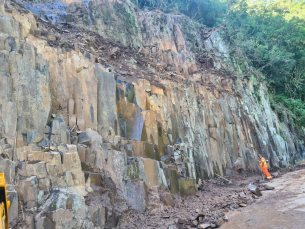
(224, 0), (305, 127)
(130, 0), (227, 27)
(131, 0), (305, 127)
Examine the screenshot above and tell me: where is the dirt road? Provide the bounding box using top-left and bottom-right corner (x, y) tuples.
(221, 169), (305, 229)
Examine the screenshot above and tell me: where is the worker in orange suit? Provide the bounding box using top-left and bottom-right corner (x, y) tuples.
(258, 154), (272, 180)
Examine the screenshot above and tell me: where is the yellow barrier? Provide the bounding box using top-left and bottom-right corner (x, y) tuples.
(0, 173), (10, 229)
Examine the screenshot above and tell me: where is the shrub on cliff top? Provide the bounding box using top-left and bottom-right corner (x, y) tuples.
(131, 0), (228, 27)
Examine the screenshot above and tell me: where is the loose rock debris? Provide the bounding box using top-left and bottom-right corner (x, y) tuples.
(118, 165), (305, 229)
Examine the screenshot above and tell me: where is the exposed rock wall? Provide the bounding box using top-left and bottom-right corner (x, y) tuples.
(14, 0), (304, 170)
(0, 0), (304, 228)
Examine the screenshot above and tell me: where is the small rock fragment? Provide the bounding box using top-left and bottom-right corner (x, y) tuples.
(195, 212), (206, 219)
(252, 194), (259, 199)
(264, 184), (275, 190)
(247, 197), (253, 205)
(223, 214), (229, 222)
(178, 218), (187, 224)
(192, 220), (198, 226)
(271, 172), (279, 178)
(199, 224), (210, 229)
(192, 220), (198, 227)
(239, 192), (246, 198)
(218, 218), (225, 226)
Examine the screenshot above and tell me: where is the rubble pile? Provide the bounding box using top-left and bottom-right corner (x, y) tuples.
(122, 173), (272, 229)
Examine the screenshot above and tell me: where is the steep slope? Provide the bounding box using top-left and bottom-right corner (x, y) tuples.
(0, 0), (304, 228)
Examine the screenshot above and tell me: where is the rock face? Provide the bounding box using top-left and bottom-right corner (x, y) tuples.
(0, 0), (304, 228)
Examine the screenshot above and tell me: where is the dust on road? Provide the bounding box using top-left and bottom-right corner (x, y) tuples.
(221, 169), (305, 229)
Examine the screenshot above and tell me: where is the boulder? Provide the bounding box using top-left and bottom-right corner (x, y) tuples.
(37, 138), (50, 148)
(0, 143), (13, 160)
(50, 209), (74, 228)
(35, 191), (88, 228)
(178, 178), (197, 197)
(160, 192), (174, 207)
(28, 151), (44, 161)
(17, 176), (38, 208)
(16, 212), (35, 229)
(248, 183), (262, 197)
(124, 180), (148, 211)
(38, 178), (51, 192)
(78, 146), (86, 162)
(78, 132), (90, 145)
(17, 161), (48, 179)
(264, 184), (275, 190)
(87, 205), (106, 228)
(50, 117), (68, 144)
(27, 130), (42, 144)
(141, 158), (161, 188)
(16, 146), (32, 161)
(43, 152), (62, 174)
(131, 141), (160, 161)
(86, 173), (102, 187)
(7, 186), (18, 223)
(46, 163), (59, 177)
(103, 149), (127, 191)
(85, 148), (96, 165)
(62, 147), (85, 186)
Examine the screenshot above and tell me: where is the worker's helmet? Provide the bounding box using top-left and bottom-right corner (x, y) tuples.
(258, 154), (262, 158)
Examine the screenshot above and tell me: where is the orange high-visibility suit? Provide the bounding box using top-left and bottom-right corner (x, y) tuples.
(259, 157), (272, 180)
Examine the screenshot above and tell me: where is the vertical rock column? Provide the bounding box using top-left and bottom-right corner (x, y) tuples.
(96, 68), (117, 137)
(9, 42), (51, 136)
